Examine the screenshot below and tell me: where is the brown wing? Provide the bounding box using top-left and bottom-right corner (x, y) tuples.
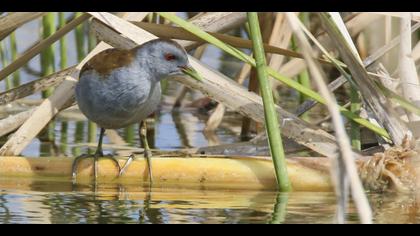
(80, 48), (136, 76)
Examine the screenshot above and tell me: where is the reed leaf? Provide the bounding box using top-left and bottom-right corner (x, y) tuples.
(375, 82), (420, 117)
(286, 12), (372, 224)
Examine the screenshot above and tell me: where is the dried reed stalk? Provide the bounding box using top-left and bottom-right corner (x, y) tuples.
(0, 12), (46, 40)
(399, 13), (420, 122)
(286, 12), (372, 224)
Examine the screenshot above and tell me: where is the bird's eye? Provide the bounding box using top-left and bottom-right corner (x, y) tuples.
(164, 53), (176, 61)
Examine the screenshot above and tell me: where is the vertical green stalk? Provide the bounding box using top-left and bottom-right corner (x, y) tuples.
(59, 12), (67, 69)
(0, 41), (12, 90)
(74, 12), (86, 62)
(291, 13), (311, 121)
(59, 12), (68, 155)
(74, 12), (88, 154)
(350, 87), (361, 151)
(124, 125), (135, 145)
(248, 12), (290, 191)
(40, 13), (56, 142)
(10, 32), (20, 87)
(73, 121), (84, 157)
(41, 12), (56, 98)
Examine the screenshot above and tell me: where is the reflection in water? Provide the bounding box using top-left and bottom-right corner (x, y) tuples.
(0, 178), (300, 223)
(269, 193), (288, 224)
(3, 177), (419, 223)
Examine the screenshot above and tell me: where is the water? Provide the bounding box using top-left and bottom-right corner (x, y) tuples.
(0, 178), (342, 224)
(1, 178), (419, 223)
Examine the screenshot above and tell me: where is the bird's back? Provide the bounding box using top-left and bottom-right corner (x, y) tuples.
(76, 47), (161, 129)
(80, 48), (136, 75)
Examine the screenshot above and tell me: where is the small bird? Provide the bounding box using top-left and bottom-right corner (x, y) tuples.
(73, 38), (198, 182)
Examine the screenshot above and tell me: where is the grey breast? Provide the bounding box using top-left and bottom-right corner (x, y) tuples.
(75, 65), (162, 129)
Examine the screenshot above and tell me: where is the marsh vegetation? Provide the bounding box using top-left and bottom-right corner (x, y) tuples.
(0, 12), (419, 224)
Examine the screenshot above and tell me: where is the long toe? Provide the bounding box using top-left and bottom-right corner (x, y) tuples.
(144, 152), (153, 184)
(71, 154), (91, 181)
(93, 154), (122, 180)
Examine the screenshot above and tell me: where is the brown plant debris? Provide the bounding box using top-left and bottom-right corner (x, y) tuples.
(359, 136), (420, 193)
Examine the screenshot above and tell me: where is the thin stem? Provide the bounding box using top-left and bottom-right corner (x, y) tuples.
(41, 12), (56, 98)
(286, 12), (372, 224)
(248, 12), (291, 192)
(0, 41), (12, 90)
(295, 13), (311, 121)
(350, 87), (361, 151)
(59, 12), (67, 69)
(10, 32), (20, 87)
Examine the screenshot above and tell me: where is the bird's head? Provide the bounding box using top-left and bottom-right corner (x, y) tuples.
(138, 39), (202, 81)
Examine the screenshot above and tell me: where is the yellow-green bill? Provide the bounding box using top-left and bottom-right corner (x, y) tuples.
(181, 66), (203, 81)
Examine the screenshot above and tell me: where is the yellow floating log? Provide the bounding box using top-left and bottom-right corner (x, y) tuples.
(0, 155), (333, 191)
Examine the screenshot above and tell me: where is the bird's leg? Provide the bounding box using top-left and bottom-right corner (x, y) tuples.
(140, 120), (153, 183)
(119, 121), (153, 183)
(72, 128), (121, 182)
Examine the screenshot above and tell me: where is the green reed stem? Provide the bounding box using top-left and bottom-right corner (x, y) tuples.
(124, 125), (135, 145)
(295, 13), (311, 121)
(10, 32), (20, 87)
(248, 12), (291, 191)
(75, 12), (86, 62)
(75, 12), (96, 151)
(350, 86), (361, 151)
(0, 41), (12, 90)
(40, 13), (56, 141)
(59, 12), (67, 69)
(86, 20), (98, 147)
(41, 13), (56, 98)
(58, 12), (69, 155)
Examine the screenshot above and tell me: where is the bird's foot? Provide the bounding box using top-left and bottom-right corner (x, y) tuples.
(72, 152), (121, 183)
(119, 150), (153, 184)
